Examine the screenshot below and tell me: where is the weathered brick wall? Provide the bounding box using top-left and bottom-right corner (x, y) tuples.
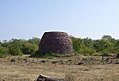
(39, 32), (73, 54)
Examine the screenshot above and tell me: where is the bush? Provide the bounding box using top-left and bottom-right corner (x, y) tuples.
(8, 44), (22, 56)
(115, 49), (119, 58)
(101, 49), (110, 56)
(0, 46), (9, 58)
(101, 47), (115, 56)
(21, 43), (38, 55)
(79, 47), (96, 56)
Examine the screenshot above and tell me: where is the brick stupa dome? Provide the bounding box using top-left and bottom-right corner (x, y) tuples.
(39, 31), (73, 54)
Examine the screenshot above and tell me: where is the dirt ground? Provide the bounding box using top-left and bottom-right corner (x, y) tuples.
(0, 56), (119, 81)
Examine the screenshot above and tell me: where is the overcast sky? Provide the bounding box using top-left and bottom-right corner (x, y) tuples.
(0, 0), (119, 40)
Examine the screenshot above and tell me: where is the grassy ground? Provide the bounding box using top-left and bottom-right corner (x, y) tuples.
(0, 56), (119, 81)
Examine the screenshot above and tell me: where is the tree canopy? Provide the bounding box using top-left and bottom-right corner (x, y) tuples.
(0, 35), (119, 57)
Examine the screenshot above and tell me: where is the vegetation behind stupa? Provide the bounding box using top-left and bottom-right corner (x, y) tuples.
(0, 35), (119, 58)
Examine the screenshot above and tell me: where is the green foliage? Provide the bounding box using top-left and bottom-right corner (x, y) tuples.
(71, 35), (118, 56)
(71, 37), (85, 53)
(28, 37), (40, 44)
(113, 40), (119, 54)
(94, 40), (112, 52)
(8, 44), (22, 56)
(0, 37), (39, 57)
(101, 49), (110, 56)
(93, 40), (102, 52)
(79, 47), (96, 56)
(0, 46), (8, 54)
(0, 35), (119, 57)
(83, 37), (93, 48)
(0, 46), (8, 58)
(116, 49), (119, 58)
(102, 35), (113, 41)
(21, 43), (38, 54)
(71, 37), (96, 56)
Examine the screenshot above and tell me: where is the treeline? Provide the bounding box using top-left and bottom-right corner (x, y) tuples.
(72, 35), (119, 56)
(0, 35), (119, 58)
(0, 37), (39, 57)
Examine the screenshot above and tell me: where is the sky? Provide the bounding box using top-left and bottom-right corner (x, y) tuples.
(0, 0), (119, 40)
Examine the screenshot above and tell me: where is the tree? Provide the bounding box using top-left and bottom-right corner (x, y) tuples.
(93, 39), (114, 55)
(102, 35), (113, 41)
(28, 37), (40, 45)
(82, 37), (93, 48)
(71, 37), (85, 53)
(79, 47), (96, 56)
(21, 43), (38, 54)
(8, 43), (22, 56)
(71, 37), (96, 55)
(0, 46), (9, 57)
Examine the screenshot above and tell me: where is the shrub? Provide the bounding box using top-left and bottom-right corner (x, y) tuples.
(8, 44), (22, 56)
(101, 49), (110, 56)
(21, 43), (38, 54)
(0, 46), (9, 58)
(79, 47), (96, 56)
